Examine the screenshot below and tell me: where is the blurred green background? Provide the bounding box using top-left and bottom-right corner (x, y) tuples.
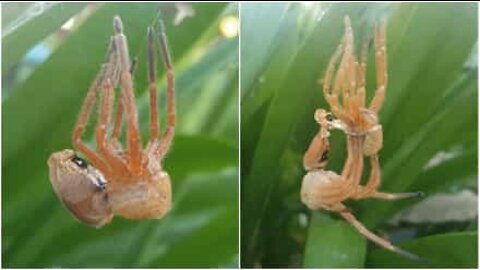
(3, 3), (238, 268)
(241, 2), (477, 268)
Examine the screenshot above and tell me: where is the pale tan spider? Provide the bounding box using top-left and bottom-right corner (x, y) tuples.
(47, 16), (175, 228)
(301, 17), (422, 260)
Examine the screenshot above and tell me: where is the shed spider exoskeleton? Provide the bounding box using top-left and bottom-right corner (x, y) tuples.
(301, 17), (422, 260)
(47, 16), (175, 228)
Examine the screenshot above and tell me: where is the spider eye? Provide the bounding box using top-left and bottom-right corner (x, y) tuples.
(71, 155), (88, 169)
(94, 176), (107, 190)
(326, 114), (334, 122)
(320, 150), (329, 162)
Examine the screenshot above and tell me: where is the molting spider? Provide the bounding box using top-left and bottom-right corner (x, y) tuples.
(47, 16), (175, 228)
(301, 16), (423, 260)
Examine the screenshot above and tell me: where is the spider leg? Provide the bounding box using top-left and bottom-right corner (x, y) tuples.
(356, 39), (368, 109)
(155, 20), (176, 159)
(338, 135), (364, 199)
(341, 16), (357, 120)
(337, 135), (363, 184)
(110, 58), (137, 152)
(322, 202), (350, 212)
(72, 40), (118, 174)
(352, 155), (423, 200)
(323, 34), (352, 126)
(96, 77), (129, 175)
(339, 210), (422, 261)
(352, 154), (381, 199)
(311, 137), (364, 202)
(113, 16), (143, 175)
(370, 191), (424, 201)
(147, 26), (159, 142)
(369, 21), (387, 113)
(110, 99), (123, 151)
(303, 127), (330, 171)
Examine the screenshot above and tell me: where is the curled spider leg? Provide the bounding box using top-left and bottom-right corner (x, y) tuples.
(155, 20), (176, 160)
(353, 154), (423, 200)
(352, 154), (382, 199)
(306, 140), (364, 203)
(369, 21), (387, 113)
(113, 16), (143, 175)
(339, 209), (422, 261)
(303, 120), (330, 171)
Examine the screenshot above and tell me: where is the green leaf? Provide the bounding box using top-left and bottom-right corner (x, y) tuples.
(165, 135), (238, 181)
(304, 212), (366, 268)
(2, 3), (87, 75)
(367, 232), (478, 268)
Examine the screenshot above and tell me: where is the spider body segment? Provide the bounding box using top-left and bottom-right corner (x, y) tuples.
(48, 16), (175, 228)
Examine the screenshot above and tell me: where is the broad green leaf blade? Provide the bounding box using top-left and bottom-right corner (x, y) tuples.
(412, 141), (477, 193)
(2, 3), (86, 76)
(165, 135), (238, 181)
(240, 3), (289, 96)
(304, 212), (366, 268)
(367, 232), (478, 268)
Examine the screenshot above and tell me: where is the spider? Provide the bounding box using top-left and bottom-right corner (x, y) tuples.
(301, 17), (422, 260)
(47, 16), (175, 228)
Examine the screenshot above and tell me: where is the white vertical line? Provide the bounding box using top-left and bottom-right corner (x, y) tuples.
(237, 1), (242, 268)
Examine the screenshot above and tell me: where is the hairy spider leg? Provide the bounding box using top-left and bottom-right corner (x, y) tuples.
(334, 135), (365, 200)
(356, 38), (368, 109)
(147, 26), (160, 142)
(155, 20), (176, 160)
(323, 35), (353, 126)
(369, 21), (387, 113)
(113, 16), (143, 175)
(309, 132), (365, 203)
(111, 58), (138, 152)
(341, 16), (356, 118)
(91, 37), (130, 176)
(97, 76), (130, 176)
(352, 154), (423, 200)
(303, 125), (330, 171)
(72, 39), (118, 175)
(339, 210), (422, 261)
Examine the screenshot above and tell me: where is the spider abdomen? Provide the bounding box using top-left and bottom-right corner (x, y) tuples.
(300, 170), (341, 210)
(363, 126), (383, 156)
(108, 172), (171, 220)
